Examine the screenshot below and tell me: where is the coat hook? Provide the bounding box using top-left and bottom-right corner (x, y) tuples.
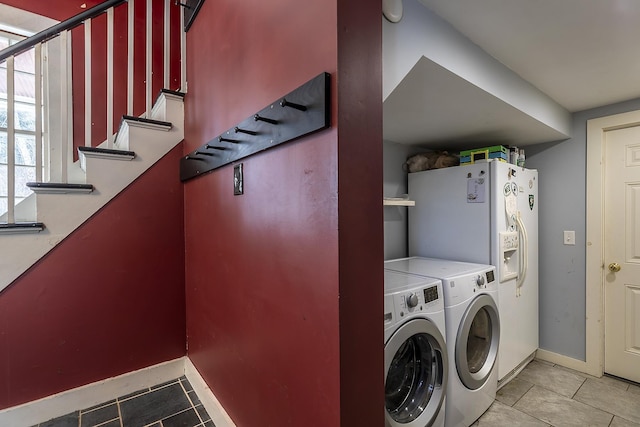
(254, 114), (279, 125)
(206, 145), (226, 150)
(219, 136), (239, 143)
(280, 98), (307, 111)
(234, 126), (258, 136)
(195, 151), (215, 156)
(186, 155), (205, 161)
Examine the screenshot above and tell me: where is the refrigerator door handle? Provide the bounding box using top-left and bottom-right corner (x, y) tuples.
(515, 211), (528, 296)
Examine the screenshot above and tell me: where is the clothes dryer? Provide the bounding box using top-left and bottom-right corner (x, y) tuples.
(385, 258), (499, 427)
(384, 270), (448, 427)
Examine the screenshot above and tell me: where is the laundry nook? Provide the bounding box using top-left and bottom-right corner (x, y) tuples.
(382, 0), (640, 426)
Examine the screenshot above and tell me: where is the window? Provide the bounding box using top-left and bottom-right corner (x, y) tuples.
(0, 30), (38, 214)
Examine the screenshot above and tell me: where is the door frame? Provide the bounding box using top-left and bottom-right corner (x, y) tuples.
(586, 109), (640, 377)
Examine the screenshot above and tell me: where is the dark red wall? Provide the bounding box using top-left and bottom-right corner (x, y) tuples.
(183, 0), (382, 426)
(336, 2), (384, 425)
(0, 145), (186, 410)
(0, 1), (104, 20)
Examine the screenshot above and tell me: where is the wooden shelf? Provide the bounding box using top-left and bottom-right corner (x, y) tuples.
(383, 198), (415, 207)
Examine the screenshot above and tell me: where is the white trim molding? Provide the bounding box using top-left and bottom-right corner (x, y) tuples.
(535, 349), (592, 374)
(0, 357), (235, 427)
(185, 358), (237, 427)
(585, 109), (640, 378)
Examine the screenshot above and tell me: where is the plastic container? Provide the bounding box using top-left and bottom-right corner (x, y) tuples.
(517, 149), (525, 167)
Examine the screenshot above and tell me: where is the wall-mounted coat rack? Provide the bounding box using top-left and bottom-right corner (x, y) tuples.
(180, 72), (331, 182)
(176, 0), (206, 32)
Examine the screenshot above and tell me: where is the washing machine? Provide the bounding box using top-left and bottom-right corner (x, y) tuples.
(385, 258), (500, 427)
(384, 270), (449, 427)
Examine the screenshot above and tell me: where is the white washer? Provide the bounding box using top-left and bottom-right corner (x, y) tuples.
(384, 270), (448, 427)
(385, 258), (500, 427)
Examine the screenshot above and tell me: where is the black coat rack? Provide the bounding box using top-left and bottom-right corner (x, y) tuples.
(180, 72), (331, 182)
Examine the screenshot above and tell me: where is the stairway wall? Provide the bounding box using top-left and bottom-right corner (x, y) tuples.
(183, 0), (382, 426)
(0, 145), (186, 410)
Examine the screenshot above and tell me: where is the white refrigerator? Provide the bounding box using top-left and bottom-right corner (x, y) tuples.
(408, 159), (538, 385)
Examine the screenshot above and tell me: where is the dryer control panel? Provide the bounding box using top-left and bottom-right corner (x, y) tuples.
(397, 285), (440, 317)
(383, 270), (444, 327)
(384, 283), (444, 326)
(471, 268), (497, 294)
(423, 285), (439, 304)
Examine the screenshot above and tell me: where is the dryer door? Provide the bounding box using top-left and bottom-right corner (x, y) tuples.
(455, 294), (500, 390)
(384, 318), (448, 427)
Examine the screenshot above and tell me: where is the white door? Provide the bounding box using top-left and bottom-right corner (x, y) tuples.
(604, 125), (640, 383)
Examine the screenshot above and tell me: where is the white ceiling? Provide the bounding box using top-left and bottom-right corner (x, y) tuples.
(418, 0), (640, 112)
(384, 57), (568, 148)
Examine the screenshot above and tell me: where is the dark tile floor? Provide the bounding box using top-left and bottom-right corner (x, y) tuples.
(32, 376), (215, 427)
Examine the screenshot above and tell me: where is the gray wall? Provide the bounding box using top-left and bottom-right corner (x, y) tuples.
(383, 141), (425, 260)
(526, 97), (640, 360)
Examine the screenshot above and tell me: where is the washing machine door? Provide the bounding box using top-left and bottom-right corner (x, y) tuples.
(384, 318), (448, 427)
(455, 294), (500, 390)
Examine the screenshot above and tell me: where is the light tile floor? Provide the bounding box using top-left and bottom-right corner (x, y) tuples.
(472, 359), (640, 427)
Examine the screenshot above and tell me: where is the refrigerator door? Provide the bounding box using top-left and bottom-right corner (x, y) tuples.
(408, 163), (491, 264)
(517, 166), (539, 363)
(490, 161), (539, 382)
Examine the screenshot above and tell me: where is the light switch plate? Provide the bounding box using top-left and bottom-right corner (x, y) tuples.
(563, 230), (575, 245)
(234, 163), (243, 195)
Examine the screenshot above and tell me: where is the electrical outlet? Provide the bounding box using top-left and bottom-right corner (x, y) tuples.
(234, 163), (243, 195)
(563, 230), (575, 245)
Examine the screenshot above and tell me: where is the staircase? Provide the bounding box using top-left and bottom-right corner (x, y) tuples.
(0, 0), (185, 292)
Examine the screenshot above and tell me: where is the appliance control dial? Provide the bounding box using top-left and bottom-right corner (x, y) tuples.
(406, 293), (419, 308)
(476, 275), (485, 288)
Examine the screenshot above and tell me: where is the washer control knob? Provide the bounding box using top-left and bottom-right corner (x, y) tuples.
(406, 293), (419, 308)
(476, 275), (485, 288)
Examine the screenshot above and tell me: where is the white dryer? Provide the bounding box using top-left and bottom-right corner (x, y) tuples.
(384, 270), (448, 427)
(385, 258), (499, 427)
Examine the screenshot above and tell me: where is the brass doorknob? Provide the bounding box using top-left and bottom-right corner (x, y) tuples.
(608, 262), (621, 273)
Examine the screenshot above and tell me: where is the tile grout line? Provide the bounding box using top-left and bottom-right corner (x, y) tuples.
(116, 397), (123, 427)
(519, 380), (619, 426)
(569, 377), (636, 424)
(504, 386), (551, 426)
(570, 376), (587, 399)
(158, 406), (195, 426)
(180, 379), (205, 425)
(92, 417), (121, 427)
(32, 377), (214, 427)
(504, 381), (535, 408)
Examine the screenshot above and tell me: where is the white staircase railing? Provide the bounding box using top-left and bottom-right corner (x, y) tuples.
(0, 0), (185, 225)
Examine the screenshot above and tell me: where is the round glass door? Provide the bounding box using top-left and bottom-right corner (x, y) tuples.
(455, 294), (500, 390)
(385, 319), (448, 426)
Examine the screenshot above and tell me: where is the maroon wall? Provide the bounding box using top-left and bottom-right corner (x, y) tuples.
(183, 0), (382, 426)
(336, 2), (384, 425)
(0, 1), (104, 20)
(0, 145), (186, 410)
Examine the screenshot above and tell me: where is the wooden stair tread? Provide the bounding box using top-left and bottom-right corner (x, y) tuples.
(0, 222), (45, 233)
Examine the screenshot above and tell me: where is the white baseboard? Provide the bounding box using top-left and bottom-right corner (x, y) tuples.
(536, 348), (601, 377)
(185, 357), (236, 427)
(0, 357), (235, 427)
